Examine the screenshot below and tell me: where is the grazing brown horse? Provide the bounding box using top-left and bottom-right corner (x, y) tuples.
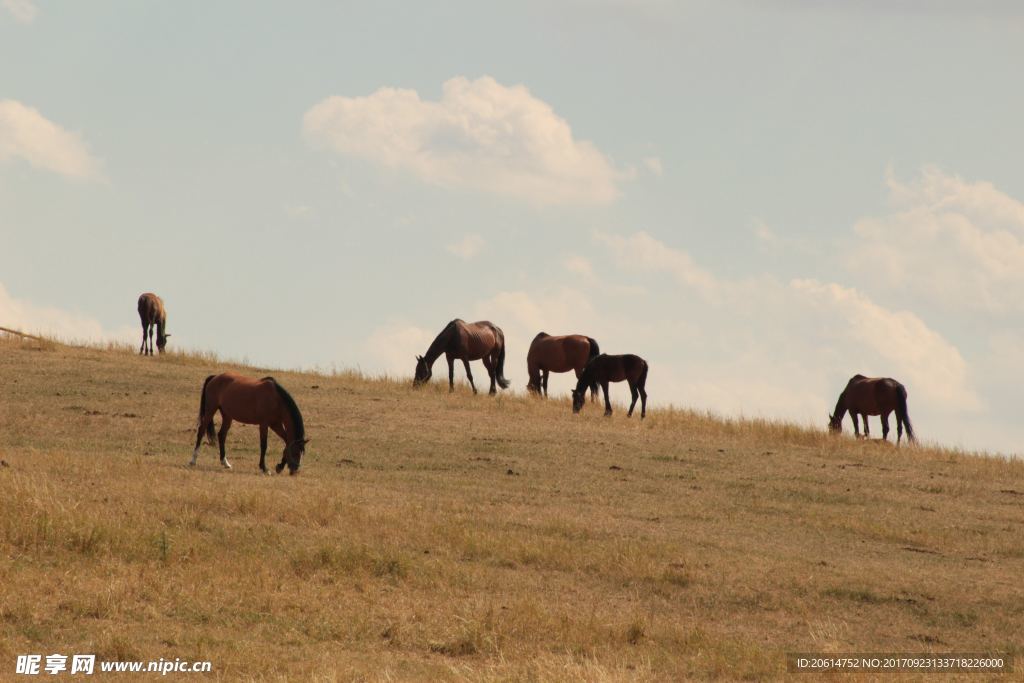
(190, 372), (308, 474)
(572, 353), (649, 418)
(527, 332), (600, 401)
(137, 292), (170, 355)
(829, 374), (915, 444)
(413, 319), (511, 395)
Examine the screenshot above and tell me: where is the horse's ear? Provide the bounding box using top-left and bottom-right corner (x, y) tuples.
(165, 333), (171, 338)
(416, 355), (423, 361)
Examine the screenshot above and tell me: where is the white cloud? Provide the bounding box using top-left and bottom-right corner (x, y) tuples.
(0, 282), (134, 343)
(284, 204), (313, 219)
(363, 323), (433, 376)
(752, 219), (777, 242)
(446, 233), (485, 260)
(789, 279), (981, 412)
(595, 230), (718, 295)
(2, 0), (36, 24)
(589, 231), (979, 418)
(563, 254), (595, 279)
(304, 76), (621, 206)
(0, 100), (100, 179)
(642, 156), (663, 176)
(848, 167), (1024, 313)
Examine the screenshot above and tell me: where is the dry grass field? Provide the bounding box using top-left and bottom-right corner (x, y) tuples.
(1, 333), (1023, 681)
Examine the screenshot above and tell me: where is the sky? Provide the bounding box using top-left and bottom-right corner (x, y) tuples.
(2, 1), (1023, 456)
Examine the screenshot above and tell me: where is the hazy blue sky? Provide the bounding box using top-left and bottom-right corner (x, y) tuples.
(2, 1), (1023, 455)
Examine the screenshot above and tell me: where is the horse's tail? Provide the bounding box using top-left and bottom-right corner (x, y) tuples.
(198, 374), (216, 445)
(495, 328), (511, 389)
(897, 385), (915, 443)
(267, 378), (305, 443)
(638, 359), (649, 389)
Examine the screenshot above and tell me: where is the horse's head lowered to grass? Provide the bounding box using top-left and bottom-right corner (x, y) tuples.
(828, 413), (843, 434)
(571, 388), (586, 413)
(413, 355), (432, 386)
(277, 437), (310, 476)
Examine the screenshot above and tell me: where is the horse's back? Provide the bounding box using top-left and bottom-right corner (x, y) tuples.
(459, 320), (502, 357)
(843, 375), (904, 413)
(529, 333), (590, 371)
(592, 353), (647, 382)
(137, 292), (165, 322)
(206, 372), (282, 424)
(137, 292), (154, 317)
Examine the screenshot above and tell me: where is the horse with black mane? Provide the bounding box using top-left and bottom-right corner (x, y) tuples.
(527, 332), (600, 400)
(414, 319), (511, 395)
(190, 372), (309, 474)
(572, 353), (648, 418)
(829, 374), (915, 444)
(137, 292), (170, 355)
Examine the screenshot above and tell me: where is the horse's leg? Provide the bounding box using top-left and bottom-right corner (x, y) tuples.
(258, 424), (269, 474)
(190, 414), (208, 466)
(896, 414), (904, 445)
(881, 412), (891, 441)
(481, 354), (496, 395)
(850, 413), (860, 438)
(148, 324), (155, 355)
(602, 381), (612, 416)
(139, 322), (147, 355)
(638, 376), (648, 419)
(862, 414), (870, 439)
(270, 423), (288, 473)
(463, 359), (479, 395)
(217, 418), (233, 469)
(446, 354), (455, 392)
(190, 403), (214, 466)
(542, 370), (549, 398)
(627, 380), (639, 417)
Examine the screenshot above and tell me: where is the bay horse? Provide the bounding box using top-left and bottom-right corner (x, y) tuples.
(527, 332), (600, 401)
(413, 319), (511, 395)
(572, 353), (649, 419)
(190, 372), (309, 474)
(137, 292), (170, 355)
(829, 374), (915, 444)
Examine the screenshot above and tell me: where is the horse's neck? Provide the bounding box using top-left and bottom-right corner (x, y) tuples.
(424, 324), (455, 364)
(833, 393), (848, 418)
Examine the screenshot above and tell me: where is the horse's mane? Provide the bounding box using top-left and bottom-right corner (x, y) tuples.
(424, 320), (460, 362)
(263, 377), (305, 442)
(575, 354), (604, 392)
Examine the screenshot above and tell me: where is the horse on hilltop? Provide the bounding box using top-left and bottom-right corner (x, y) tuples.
(137, 292), (170, 355)
(829, 374), (915, 444)
(572, 353), (649, 419)
(527, 332), (600, 401)
(191, 372), (309, 474)
(414, 319), (511, 395)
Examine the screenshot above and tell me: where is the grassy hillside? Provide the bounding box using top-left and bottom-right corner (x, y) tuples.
(1, 334), (1022, 681)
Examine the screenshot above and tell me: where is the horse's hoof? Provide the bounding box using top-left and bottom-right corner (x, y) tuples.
(221, 461), (232, 470)
(275, 464), (285, 474)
